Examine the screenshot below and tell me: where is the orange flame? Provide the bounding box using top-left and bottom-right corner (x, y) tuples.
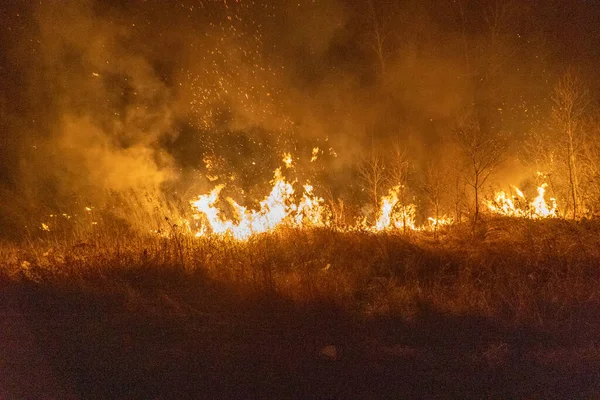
(427, 216), (454, 229)
(485, 184), (558, 218)
(191, 168), (330, 240)
(190, 157), (458, 240)
(374, 186), (417, 231)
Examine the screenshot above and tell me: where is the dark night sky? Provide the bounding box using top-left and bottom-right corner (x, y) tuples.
(1, 0), (600, 223)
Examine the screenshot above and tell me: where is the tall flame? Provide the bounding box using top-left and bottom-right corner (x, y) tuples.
(374, 186), (417, 231)
(530, 184), (558, 218)
(485, 184), (558, 218)
(190, 164), (454, 240)
(191, 168), (330, 240)
(189, 153), (470, 240)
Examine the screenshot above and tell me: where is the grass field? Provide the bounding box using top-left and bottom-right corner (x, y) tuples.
(2, 218), (600, 398)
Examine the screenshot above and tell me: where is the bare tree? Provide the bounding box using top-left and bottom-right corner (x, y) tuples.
(454, 108), (505, 224)
(358, 146), (388, 213)
(389, 140), (410, 199)
(449, 0), (520, 74)
(451, 168), (468, 224)
(423, 141), (465, 234)
(389, 140), (412, 233)
(423, 161), (446, 237)
(580, 118), (600, 215)
(447, 0), (471, 73)
(367, 0), (394, 80)
(525, 70), (594, 218)
(482, 0), (519, 69)
(550, 70), (591, 218)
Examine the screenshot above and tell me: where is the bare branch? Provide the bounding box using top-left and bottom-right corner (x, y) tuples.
(358, 147), (388, 210)
(454, 108), (506, 223)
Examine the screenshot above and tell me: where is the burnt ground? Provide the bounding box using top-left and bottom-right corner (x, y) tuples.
(1, 277), (600, 400)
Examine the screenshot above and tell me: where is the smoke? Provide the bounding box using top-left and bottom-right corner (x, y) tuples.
(54, 116), (174, 192)
(11, 1), (176, 204)
(1, 0), (598, 237)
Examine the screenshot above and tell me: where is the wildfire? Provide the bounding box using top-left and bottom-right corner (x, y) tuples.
(189, 160), (452, 240)
(191, 168), (330, 240)
(485, 184), (558, 218)
(190, 176), (563, 240)
(374, 186), (417, 231)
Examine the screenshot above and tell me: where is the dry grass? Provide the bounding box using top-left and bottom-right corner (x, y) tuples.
(2, 217), (600, 398)
(5, 217), (600, 326)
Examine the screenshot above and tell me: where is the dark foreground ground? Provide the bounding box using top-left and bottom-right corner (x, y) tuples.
(1, 278), (600, 399)
(2, 221), (600, 398)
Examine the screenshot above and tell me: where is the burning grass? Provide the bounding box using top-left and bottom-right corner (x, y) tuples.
(2, 218), (600, 397)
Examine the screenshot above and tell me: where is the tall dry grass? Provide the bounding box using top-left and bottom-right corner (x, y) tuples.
(3, 215), (600, 331)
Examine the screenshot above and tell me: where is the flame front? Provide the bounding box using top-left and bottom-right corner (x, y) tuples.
(191, 168), (330, 240)
(190, 164), (453, 240)
(191, 177), (560, 240)
(485, 184), (558, 218)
